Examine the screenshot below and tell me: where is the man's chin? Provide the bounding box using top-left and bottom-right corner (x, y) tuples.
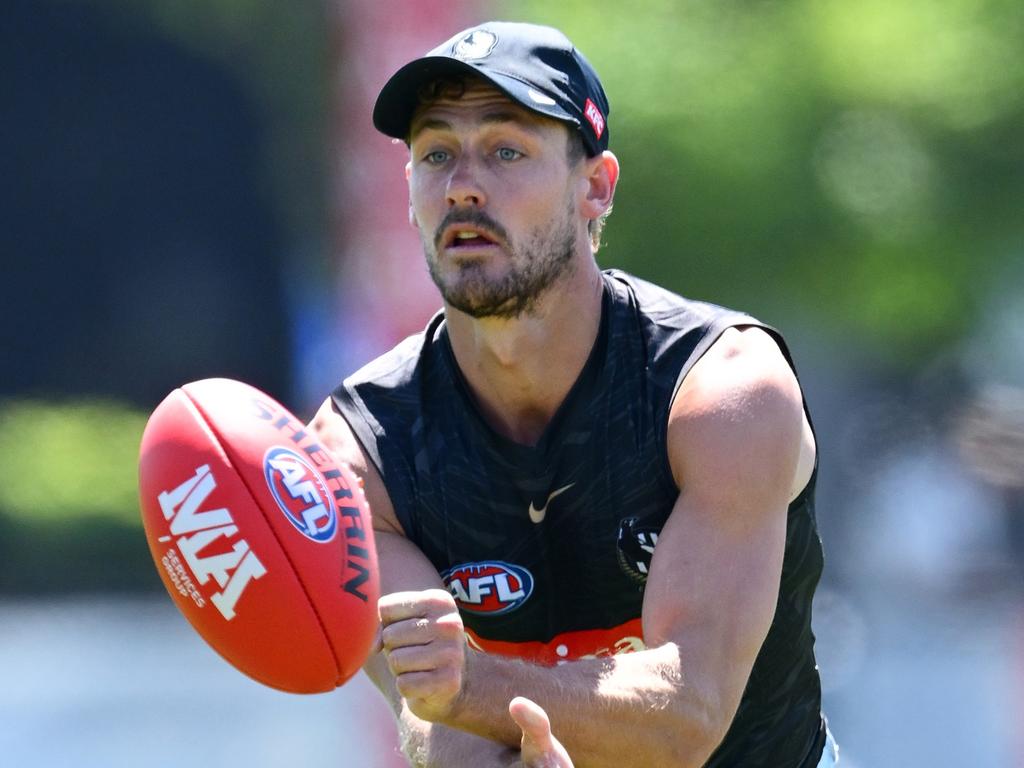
(429, 250), (572, 321)
(433, 268), (528, 320)
(444, 292), (529, 320)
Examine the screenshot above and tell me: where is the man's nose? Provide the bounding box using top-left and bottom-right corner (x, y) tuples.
(446, 154), (486, 208)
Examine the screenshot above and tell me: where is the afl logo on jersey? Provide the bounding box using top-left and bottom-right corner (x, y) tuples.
(442, 561), (534, 615)
(263, 446), (337, 543)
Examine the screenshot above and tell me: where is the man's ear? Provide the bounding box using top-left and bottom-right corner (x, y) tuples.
(580, 151), (619, 221)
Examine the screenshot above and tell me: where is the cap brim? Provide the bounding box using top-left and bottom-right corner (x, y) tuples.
(372, 56), (579, 141)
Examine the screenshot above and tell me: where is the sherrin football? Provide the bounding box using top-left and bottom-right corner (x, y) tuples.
(138, 378), (379, 693)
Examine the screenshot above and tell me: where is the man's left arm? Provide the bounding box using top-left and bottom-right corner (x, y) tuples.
(380, 327), (806, 768)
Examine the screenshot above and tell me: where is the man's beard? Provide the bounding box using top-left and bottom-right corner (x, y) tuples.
(422, 202), (577, 320)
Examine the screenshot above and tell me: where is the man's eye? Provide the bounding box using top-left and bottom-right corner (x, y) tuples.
(496, 147), (522, 161)
(424, 150), (450, 164)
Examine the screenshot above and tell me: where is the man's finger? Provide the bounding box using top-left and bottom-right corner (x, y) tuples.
(510, 696), (550, 739)
(378, 589), (453, 624)
(380, 611), (464, 650)
(509, 696), (573, 767)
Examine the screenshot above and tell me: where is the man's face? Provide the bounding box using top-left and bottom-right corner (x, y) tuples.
(407, 81), (586, 319)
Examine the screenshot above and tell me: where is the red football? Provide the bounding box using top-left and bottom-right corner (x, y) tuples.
(138, 378), (379, 693)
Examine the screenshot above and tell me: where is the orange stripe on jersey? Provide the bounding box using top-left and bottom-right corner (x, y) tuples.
(464, 618), (646, 666)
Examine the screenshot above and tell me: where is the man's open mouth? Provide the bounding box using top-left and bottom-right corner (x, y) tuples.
(443, 226), (500, 249)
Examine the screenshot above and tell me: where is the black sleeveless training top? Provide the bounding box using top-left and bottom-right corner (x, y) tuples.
(333, 270), (827, 767)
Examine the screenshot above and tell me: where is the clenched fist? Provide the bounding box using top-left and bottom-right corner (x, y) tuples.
(378, 589), (467, 723)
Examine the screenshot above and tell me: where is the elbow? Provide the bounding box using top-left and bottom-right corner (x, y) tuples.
(665, 725), (730, 768)
(660, 695), (735, 768)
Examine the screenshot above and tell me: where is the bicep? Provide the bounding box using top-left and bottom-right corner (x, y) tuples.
(641, 485), (787, 714)
(309, 399), (455, 696)
(309, 397), (445, 592)
(309, 396), (404, 536)
(641, 327), (803, 728)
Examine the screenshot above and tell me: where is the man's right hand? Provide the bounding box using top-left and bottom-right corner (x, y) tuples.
(379, 589), (469, 724)
(509, 697), (574, 768)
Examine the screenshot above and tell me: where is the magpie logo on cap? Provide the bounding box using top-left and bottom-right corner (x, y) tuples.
(373, 21), (611, 156)
(453, 30), (497, 61)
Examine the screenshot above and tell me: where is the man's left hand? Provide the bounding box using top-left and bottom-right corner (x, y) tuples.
(509, 697), (574, 768)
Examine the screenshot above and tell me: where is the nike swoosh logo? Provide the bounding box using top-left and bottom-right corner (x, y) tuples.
(528, 483), (575, 524)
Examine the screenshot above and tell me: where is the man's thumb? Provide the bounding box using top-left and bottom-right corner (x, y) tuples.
(511, 695), (573, 768)
(509, 696), (551, 747)
(509, 696), (575, 767)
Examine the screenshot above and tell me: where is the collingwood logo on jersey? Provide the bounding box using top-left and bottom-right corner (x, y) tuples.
(616, 517), (660, 585)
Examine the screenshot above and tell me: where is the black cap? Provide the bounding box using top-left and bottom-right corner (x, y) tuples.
(373, 21), (610, 156)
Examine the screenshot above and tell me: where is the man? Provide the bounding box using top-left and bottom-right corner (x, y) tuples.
(312, 21), (838, 768)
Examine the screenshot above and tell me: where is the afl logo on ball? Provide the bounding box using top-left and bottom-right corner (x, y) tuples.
(263, 446), (336, 543)
(442, 561), (534, 615)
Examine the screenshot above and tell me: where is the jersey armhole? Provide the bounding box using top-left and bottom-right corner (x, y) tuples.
(662, 319), (820, 503)
(331, 385), (419, 541)
(659, 315), (772, 493)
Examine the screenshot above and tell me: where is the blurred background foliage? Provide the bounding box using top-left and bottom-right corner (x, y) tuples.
(0, 400), (146, 523)
(2, 0), (1021, 593)
(0, 400), (157, 593)
(94, 0), (331, 241)
(2, 0), (331, 592)
(521, 0), (1024, 367)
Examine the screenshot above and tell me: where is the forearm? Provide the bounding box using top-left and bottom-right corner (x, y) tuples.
(367, 648), (520, 768)
(446, 643), (720, 768)
(370, 576), (729, 766)
(398, 704), (521, 768)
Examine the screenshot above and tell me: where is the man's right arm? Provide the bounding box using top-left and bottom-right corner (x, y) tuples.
(365, 530), (522, 766)
(309, 397), (558, 768)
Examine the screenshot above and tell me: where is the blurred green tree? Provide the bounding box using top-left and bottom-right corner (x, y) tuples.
(517, 0), (1024, 369)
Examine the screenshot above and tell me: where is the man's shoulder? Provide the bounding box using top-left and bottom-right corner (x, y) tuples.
(603, 269), (757, 333)
(329, 313), (447, 486)
(342, 311), (445, 393)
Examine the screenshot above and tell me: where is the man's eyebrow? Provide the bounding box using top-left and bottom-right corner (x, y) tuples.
(409, 118), (451, 141)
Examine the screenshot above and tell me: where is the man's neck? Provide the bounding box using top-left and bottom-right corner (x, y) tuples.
(445, 260), (604, 446)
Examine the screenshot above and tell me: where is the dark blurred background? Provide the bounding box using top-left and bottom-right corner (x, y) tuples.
(1, 0), (1022, 766)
